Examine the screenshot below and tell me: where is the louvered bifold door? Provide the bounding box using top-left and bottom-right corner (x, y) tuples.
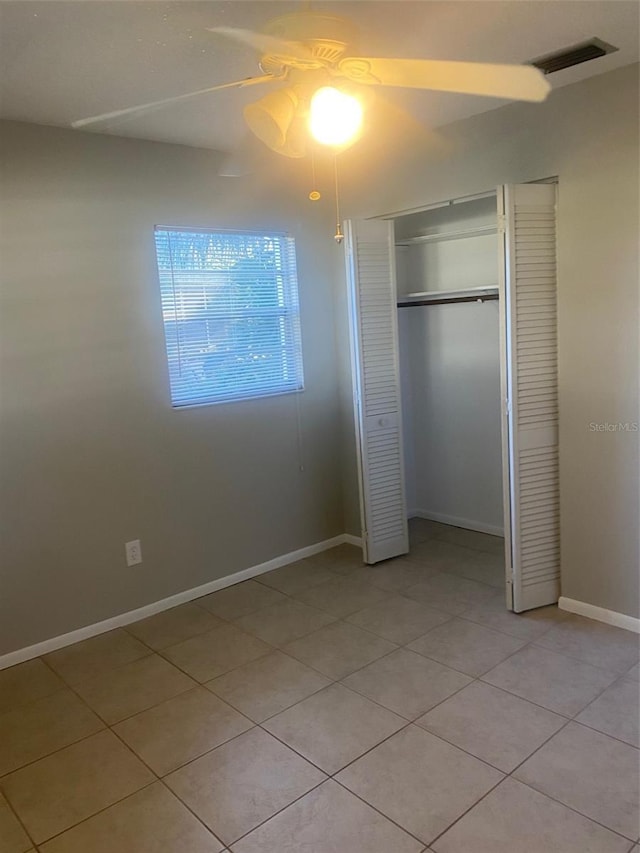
(344, 219), (409, 564)
(499, 183), (559, 611)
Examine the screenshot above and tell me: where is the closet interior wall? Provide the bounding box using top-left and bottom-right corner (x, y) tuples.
(395, 196), (504, 535)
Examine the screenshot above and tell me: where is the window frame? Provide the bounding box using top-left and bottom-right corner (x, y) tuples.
(154, 225), (305, 409)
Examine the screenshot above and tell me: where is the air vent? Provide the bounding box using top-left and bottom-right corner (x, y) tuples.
(531, 38), (618, 75)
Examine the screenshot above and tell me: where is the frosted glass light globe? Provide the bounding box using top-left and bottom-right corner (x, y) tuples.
(309, 86), (363, 147)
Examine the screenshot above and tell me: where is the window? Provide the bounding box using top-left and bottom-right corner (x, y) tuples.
(154, 227), (304, 407)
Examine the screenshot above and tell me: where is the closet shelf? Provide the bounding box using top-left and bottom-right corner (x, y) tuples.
(397, 285), (499, 308)
(395, 224), (497, 246)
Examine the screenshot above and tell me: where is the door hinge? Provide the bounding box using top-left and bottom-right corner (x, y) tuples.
(504, 397), (512, 417)
(497, 214), (506, 235)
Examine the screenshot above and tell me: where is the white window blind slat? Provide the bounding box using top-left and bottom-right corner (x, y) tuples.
(154, 228), (304, 407)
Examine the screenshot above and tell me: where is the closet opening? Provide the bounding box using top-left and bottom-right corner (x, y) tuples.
(345, 182), (559, 612)
(393, 194), (507, 595)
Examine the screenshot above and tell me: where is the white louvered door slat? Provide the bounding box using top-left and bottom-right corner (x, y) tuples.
(344, 219), (409, 564)
(499, 183), (560, 611)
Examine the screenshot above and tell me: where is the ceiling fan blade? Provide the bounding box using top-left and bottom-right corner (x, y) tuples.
(338, 57), (550, 102)
(207, 27), (312, 62)
(71, 74), (281, 129)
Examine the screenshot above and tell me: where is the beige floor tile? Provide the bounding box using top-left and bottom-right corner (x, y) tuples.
(263, 683), (405, 774)
(460, 602), (566, 641)
(73, 654), (195, 723)
(304, 544), (364, 575)
(38, 783), (223, 853)
(408, 618), (526, 677)
(0, 791), (32, 853)
(231, 779), (423, 853)
(408, 517), (449, 543)
(403, 571), (496, 615)
(114, 686), (252, 776)
(433, 526), (505, 556)
(351, 559), (442, 592)
(432, 777), (631, 853)
(206, 651), (330, 722)
(337, 725), (502, 844)
(44, 630), (151, 685)
(162, 624), (271, 682)
(534, 617), (640, 674)
(444, 552), (505, 589)
(0, 659), (64, 716)
(343, 648), (471, 720)
(166, 727), (325, 846)
(416, 681), (566, 772)
(0, 689), (104, 776)
(234, 600), (336, 648)
(319, 543), (363, 564)
(347, 595), (452, 645)
(404, 539), (485, 572)
(514, 722), (640, 839)
(197, 581), (287, 621)
(125, 603), (223, 650)
(482, 645), (618, 716)
(256, 561), (336, 595)
(1, 730), (154, 844)
(577, 678), (639, 747)
(292, 577), (388, 618)
(283, 622), (396, 680)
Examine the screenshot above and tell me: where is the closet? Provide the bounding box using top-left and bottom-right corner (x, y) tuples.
(395, 195), (503, 538)
(345, 183), (560, 612)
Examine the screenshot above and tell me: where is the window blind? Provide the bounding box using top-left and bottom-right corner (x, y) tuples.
(154, 228), (304, 407)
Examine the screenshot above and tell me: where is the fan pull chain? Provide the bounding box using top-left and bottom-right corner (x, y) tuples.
(333, 154), (344, 244)
(308, 146), (321, 202)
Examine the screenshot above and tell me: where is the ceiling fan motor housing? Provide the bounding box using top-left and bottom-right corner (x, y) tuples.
(260, 13), (357, 73)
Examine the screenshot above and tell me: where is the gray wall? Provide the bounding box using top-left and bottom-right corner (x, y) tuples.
(0, 122), (344, 655)
(400, 303), (504, 533)
(337, 63), (639, 618)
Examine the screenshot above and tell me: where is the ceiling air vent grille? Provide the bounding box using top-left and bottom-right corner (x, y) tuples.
(531, 38), (618, 75)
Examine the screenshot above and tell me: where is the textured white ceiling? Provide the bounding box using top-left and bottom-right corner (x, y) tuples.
(1, 1), (638, 152)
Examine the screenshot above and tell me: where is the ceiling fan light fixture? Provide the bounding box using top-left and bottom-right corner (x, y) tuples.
(308, 86), (363, 147)
(243, 87), (299, 151)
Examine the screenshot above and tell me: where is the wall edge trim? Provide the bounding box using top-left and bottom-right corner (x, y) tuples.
(0, 533), (362, 670)
(409, 508), (504, 538)
(558, 596), (640, 634)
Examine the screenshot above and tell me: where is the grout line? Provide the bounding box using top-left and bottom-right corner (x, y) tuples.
(208, 776), (329, 849)
(529, 637), (640, 675)
(157, 775), (228, 848)
(332, 773), (434, 847)
(27, 779), (160, 848)
(204, 673), (332, 727)
(0, 726), (109, 782)
(1, 786), (39, 850)
(504, 775), (639, 843)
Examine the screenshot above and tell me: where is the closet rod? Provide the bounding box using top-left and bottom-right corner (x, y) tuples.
(398, 293), (499, 308)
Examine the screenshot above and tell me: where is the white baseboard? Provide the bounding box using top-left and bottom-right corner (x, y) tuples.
(0, 534), (361, 671)
(342, 533), (363, 547)
(559, 597), (640, 634)
(409, 509), (504, 538)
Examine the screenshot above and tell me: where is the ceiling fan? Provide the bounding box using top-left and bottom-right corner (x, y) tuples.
(72, 11), (551, 158)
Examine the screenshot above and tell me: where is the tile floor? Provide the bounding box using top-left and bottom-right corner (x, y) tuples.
(1, 519), (638, 852)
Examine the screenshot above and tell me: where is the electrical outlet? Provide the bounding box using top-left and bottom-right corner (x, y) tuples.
(125, 539), (142, 567)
